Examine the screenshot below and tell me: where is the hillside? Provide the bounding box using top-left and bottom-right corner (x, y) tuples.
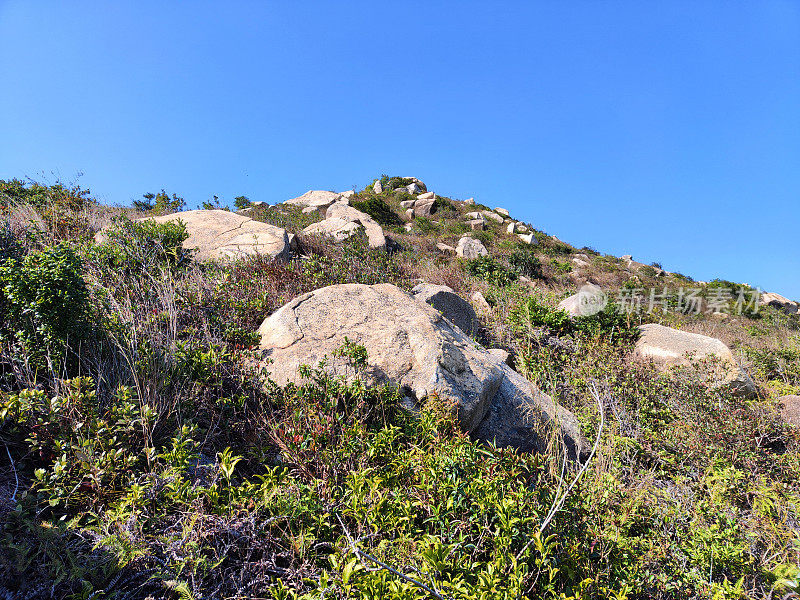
(1, 176), (799, 600)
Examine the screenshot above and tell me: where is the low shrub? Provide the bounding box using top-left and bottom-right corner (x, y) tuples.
(0, 242), (92, 376)
(350, 196), (404, 228)
(465, 255), (518, 286)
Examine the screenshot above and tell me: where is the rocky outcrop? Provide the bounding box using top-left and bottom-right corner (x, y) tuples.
(284, 190), (344, 211)
(411, 283), (479, 336)
(302, 202), (386, 249)
(633, 324), (756, 396)
(761, 292), (799, 314)
(456, 236), (488, 259)
(96, 209), (290, 261)
(257, 283), (585, 454)
(372, 180), (383, 194)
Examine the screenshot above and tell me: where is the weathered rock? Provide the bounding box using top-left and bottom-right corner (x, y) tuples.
(633, 324), (756, 396)
(495, 207), (510, 217)
(471, 291), (491, 315)
(98, 209), (290, 261)
(414, 199), (436, 218)
(257, 283), (585, 454)
(463, 197), (475, 206)
(400, 200), (416, 209)
(487, 348), (510, 365)
(411, 283), (479, 336)
(284, 190), (343, 210)
(373, 180), (383, 194)
(467, 219), (485, 231)
(557, 283), (606, 317)
(302, 202), (386, 249)
(481, 210), (504, 224)
(506, 222), (517, 234)
(779, 395), (800, 427)
(436, 242), (455, 253)
(404, 183), (422, 194)
(516, 224), (528, 233)
(761, 292), (799, 314)
(473, 359), (585, 457)
(518, 233), (536, 245)
(464, 212), (486, 222)
(417, 191), (435, 200)
(456, 236), (488, 259)
(404, 208), (416, 221)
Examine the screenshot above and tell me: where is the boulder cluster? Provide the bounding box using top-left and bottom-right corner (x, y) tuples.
(93, 176), (798, 452)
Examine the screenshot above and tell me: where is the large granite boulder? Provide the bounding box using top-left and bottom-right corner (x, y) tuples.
(283, 190), (344, 211)
(633, 324), (756, 396)
(96, 209), (290, 261)
(456, 236), (488, 259)
(411, 283), (479, 336)
(302, 202), (386, 249)
(257, 283), (585, 455)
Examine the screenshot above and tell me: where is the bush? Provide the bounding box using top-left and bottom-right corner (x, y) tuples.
(510, 295), (639, 344)
(350, 196), (403, 228)
(508, 247), (543, 279)
(0, 242), (92, 373)
(93, 215), (190, 275)
(465, 255), (518, 286)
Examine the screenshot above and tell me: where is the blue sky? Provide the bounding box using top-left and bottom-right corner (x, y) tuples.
(1, 1), (798, 298)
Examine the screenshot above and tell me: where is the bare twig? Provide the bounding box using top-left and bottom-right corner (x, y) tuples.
(336, 514), (449, 600)
(515, 380), (605, 562)
(5, 444), (19, 504)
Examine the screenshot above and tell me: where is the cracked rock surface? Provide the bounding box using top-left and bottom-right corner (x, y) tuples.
(97, 209), (290, 261)
(257, 283), (586, 455)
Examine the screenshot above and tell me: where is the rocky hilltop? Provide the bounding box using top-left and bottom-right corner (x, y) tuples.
(1, 175), (799, 599)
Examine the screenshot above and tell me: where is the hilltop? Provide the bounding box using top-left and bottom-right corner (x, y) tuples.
(0, 175), (799, 600)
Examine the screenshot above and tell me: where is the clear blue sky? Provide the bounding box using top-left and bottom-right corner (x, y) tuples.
(1, 2), (798, 298)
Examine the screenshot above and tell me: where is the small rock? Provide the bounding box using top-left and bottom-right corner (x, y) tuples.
(417, 191), (435, 200)
(373, 180), (383, 194)
(516, 224), (528, 233)
(405, 208), (415, 221)
(436, 243), (455, 253)
(463, 197), (475, 205)
(495, 208), (510, 217)
(404, 183), (422, 194)
(506, 222), (517, 234)
(517, 233), (536, 245)
(457, 236), (489, 259)
(471, 290), (492, 315)
(400, 200), (416, 209)
(464, 212), (486, 221)
(467, 219), (485, 231)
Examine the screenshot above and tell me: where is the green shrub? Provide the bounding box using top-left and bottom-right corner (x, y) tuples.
(465, 255), (518, 286)
(94, 215), (190, 274)
(0, 242), (91, 371)
(508, 247), (543, 278)
(350, 196), (404, 228)
(510, 295), (639, 344)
